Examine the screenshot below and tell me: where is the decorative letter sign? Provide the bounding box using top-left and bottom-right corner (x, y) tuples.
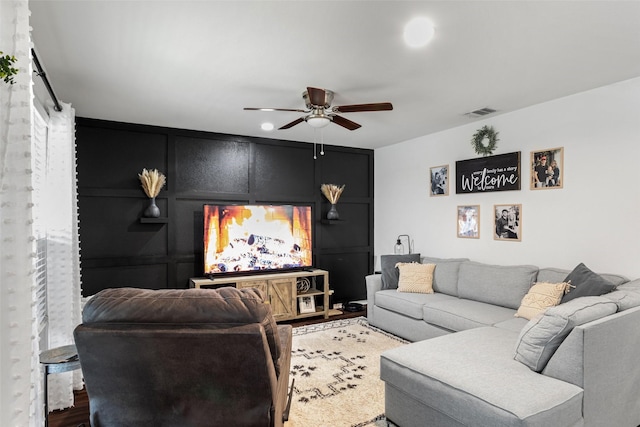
(455, 152), (521, 194)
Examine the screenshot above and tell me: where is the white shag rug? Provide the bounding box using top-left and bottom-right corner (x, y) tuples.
(286, 317), (406, 427)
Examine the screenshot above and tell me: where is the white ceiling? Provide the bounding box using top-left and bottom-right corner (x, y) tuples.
(29, 1), (640, 150)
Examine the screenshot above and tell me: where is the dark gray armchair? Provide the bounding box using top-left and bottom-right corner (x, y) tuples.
(74, 286), (293, 427)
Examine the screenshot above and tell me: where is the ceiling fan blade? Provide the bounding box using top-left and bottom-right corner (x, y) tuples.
(331, 115), (361, 131)
(307, 87), (327, 107)
(244, 107), (307, 112)
(333, 102), (393, 113)
(279, 117), (305, 130)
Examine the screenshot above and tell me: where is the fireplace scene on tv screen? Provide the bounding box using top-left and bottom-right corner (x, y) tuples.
(204, 204), (313, 275)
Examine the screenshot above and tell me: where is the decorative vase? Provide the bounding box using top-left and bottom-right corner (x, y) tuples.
(144, 197), (160, 218)
(327, 204), (339, 220)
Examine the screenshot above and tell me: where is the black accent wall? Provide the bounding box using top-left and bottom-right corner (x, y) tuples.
(76, 118), (374, 303)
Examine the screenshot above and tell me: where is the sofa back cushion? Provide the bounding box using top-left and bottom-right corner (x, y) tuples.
(537, 267), (628, 287)
(458, 261), (538, 309)
(602, 288), (640, 311)
(618, 278), (640, 291)
(422, 256), (469, 296)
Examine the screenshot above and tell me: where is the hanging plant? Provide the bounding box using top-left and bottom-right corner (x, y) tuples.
(471, 125), (499, 157)
(0, 51), (19, 85)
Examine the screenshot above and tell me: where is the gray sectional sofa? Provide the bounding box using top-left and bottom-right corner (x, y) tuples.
(365, 257), (640, 427)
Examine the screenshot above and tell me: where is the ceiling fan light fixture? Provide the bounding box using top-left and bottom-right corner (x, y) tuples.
(306, 116), (331, 128)
(404, 16), (435, 48)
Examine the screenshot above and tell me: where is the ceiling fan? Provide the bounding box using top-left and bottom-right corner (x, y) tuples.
(244, 87), (393, 131)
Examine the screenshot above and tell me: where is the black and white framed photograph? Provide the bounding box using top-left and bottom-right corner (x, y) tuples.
(531, 147), (563, 190)
(457, 205), (479, 239)
(298, 295), (316, 314)
(494, 204), (522, 241)
(430, 164), (449, 196)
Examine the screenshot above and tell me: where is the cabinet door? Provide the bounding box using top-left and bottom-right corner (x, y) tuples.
(268, 278), (295, 320)
(237, 280), (268, 300)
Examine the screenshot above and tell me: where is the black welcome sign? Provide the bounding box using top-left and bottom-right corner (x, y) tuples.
(455, 152), (521, 194)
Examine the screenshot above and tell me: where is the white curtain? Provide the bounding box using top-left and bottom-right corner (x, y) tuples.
(0, 1), (39, 426)
(1, 1), (82, 424)
(43, 100), (83, 410)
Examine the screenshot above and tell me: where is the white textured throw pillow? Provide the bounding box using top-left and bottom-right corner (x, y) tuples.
(396, 262), (436, 294)
(514, 296), (617, 372)
(515, 282), (569, 320)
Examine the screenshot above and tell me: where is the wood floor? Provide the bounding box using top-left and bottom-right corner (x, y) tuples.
(48, 308), (366, 427)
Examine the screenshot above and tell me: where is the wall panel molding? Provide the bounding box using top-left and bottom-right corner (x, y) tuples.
(76, 118), (374, 302)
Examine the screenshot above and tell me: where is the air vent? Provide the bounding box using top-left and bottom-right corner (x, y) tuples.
(465, 107), (497, 118)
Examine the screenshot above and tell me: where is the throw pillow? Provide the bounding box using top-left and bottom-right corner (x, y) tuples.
(513, 296), (617, 372)
(396, 262), (436, 294)
(561, 263), (617, 303)
(380, 254), (421, 289)
(515, 282), (569, 320)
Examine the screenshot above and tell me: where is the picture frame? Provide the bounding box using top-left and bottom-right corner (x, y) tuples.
(457, 205), (479, 239)
(298, 295), (316, 314)
(429, 164), (449, 196)
(494, 204), (522, 241)
(530, 147), (563, 190)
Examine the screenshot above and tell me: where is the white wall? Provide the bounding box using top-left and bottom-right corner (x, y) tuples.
(375, 77), (640, 279)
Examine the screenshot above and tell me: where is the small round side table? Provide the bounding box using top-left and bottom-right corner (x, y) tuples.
(39, 344), (81, 427)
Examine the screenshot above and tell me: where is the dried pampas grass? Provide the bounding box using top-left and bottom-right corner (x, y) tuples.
(320, 183), (345, 204)
(138, 168), (166, 198)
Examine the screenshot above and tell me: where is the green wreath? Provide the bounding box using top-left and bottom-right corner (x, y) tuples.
(471, 125), (499, 157)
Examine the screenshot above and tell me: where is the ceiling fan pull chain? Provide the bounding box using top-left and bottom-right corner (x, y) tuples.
(313, 128), (318, 159)
(320, 129), (325, 156)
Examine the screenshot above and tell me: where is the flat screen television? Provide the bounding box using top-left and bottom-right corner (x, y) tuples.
(203, 204), (313, 277)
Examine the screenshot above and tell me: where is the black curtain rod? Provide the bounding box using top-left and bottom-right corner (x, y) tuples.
(31, 48), (62, 112)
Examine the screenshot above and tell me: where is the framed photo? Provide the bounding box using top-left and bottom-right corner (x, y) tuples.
(494, 204), (522, 241)
(457, 205), (479, 239)
(429, 165), (449, 196)
(298, 295), (316, 314)
(531, 147), (563, 190)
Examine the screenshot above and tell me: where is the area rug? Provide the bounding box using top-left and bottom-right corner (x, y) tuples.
(286, 317), (406, 427)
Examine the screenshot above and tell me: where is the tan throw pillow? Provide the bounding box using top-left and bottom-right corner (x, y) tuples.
(515, 282), (569, 320)
(396, 263), (436, 294)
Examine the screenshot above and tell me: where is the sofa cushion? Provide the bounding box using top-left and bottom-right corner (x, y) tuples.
(375, 290), (456, 320)
(602, 288), (640, 311)
(515, 281), (569, 320)
(458, 261), (538, 309)
(561, 263), (617, 303)
(397, 262), (435, 294)
(380, 254), (421, 289)
(381, 327), (584, 427)
(514, 296), (618, 372)
(423, 298), (516, 332)
(493, 317), (529, 333)
(422, 256), (469, 296)
(538, 266), (628, 287)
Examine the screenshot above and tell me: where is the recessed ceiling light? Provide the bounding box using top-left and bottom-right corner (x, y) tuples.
(403, 17), (435, 48)
(261, 122), (274, 131)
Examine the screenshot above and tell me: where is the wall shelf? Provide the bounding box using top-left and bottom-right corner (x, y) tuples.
(321, 219), (345, 225)
(139, 217), (168, 224)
